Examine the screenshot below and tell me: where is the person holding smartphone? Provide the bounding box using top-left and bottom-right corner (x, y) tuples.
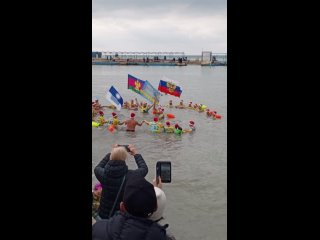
(150, 175), (176, 240)
(94, 144), (148, 219)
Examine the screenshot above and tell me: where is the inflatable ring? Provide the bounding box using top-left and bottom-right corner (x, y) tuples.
(201, 105), (207, 110)
(108, 124), (115, 132)
(166, 113), (175, 119)
(92, 121), (100, 127)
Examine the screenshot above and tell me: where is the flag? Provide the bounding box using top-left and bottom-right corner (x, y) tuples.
(106, 86), (123, 111)
(128, 74), (145, 94)
(158, 80), (182, 97)
(140, 80), (161, 104)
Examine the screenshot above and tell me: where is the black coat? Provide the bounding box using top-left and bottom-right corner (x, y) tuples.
(92, 212), (167, 240)
(94, 153), (148, 219)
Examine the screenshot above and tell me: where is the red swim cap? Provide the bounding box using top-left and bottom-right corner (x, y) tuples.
(99, 111), (104, 116)
(131, 113), (135, 118)
(112, 112), (117, 117)
(154, 117), (158, 122)
(189, 121), (195, 125)
(174, 124), (179, 128)
(166, 121), (170, 126)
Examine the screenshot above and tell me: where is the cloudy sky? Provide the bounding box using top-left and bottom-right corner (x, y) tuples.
(92, 0), (227, 55)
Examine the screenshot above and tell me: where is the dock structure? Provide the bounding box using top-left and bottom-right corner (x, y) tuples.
(201, 51), (227, 66)
(92, 51), (226, 66)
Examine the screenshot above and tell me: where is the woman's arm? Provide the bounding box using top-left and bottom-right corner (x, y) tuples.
(94, 153), (111, 183)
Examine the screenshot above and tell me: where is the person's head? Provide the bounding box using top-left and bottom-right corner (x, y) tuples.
(174, 123), (179, 129)
(149, 187), (167, 221)
(130, 112), (135, 118)
(154, 117), (158, 122)
(189, 101), (192, 106)
(95, 99), (98, 103)
(120, 175), (157, 218)
(112, 112), (117, 118)
(189, 120), (195, 127)
(99, 111), (104, 116)
(110, 146), (128, 161)
(143, 103), (147, 107)
(166, 121), (170, 126)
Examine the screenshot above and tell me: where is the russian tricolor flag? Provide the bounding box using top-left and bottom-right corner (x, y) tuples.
(158, 80), (182, 97)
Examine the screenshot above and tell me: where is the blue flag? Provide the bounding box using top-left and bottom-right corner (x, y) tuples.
(106, 86), (123, 111)
(140, 80), (161, 104)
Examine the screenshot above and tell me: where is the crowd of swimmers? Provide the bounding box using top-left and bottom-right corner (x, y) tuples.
(92, 98), (221, 134)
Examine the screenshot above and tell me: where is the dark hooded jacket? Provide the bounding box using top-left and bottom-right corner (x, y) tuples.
(92, 212), (167, 240)
(94, 153), (148, 219)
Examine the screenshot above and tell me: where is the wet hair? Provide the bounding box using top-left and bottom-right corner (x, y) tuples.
(110, 147), (128, 161)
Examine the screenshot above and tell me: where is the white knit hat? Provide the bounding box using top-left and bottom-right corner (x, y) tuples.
(149, 187), (166, 221)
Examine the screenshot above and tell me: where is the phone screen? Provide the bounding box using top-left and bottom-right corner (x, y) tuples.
(160, 162), (171, 183)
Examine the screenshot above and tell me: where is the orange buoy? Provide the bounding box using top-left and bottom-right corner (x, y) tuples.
(108, 124), (115, 132)
(166, 113), (175, 119)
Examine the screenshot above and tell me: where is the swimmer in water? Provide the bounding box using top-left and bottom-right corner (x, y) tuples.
(143, 117), (164, 133)
(197, 104), (205, 112)
(137, 98), (155, 113)
(163, 121), (174, 133)
(97, 111), (107, 126)
(175, 100), (185, 109)
(102, 104), (116, 109)
(92, 99), (102, 116)
(123, 101), (129, 109)
(107, 112), (120, 128)
(118, 112), (144, 132)
(174, 123), (183, 135)
(183, 120), (196, 133)
(193, 103), (199, 110)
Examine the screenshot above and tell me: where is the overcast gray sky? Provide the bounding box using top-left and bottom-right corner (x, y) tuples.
(92, 0), (227, 55)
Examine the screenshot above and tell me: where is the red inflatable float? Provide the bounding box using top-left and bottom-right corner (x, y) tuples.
(166, 113), (175, 119)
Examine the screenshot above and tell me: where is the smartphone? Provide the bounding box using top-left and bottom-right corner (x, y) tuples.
(118, 145), (130, 152)
(156, 161), (171, 183)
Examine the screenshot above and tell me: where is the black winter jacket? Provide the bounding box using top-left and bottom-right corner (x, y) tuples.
(92, 212), (167, 240)
(94, 153), (148, 219)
